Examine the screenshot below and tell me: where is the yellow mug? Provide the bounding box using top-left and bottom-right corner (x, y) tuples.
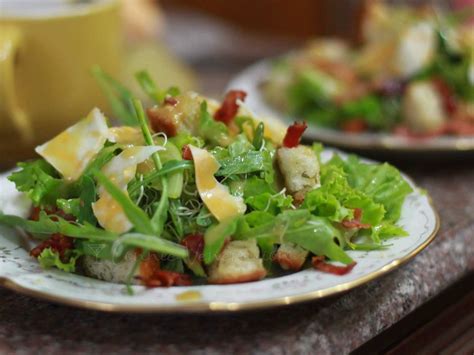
(0, 0), (122, 166)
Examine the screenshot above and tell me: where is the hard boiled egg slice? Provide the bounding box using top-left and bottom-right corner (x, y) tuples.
(189, 145), (246, 221)
(92, 146), (163, 234)
(35, 108), (109, 181)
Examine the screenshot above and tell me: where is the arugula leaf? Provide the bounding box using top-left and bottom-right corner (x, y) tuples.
(8, 160), (70, 207)
(81, 145), (120, 178)
(198, 101), (231, 147)
(56, 199), (81, 218)
(203, 217), (239, 265)
(112, 233), (188, 259)
(132, 98), (169, 235)
(128, 160), (193, 195)
(0, 212), (188, 259)
(135, 70), (180, 104)
(0, 211), (116, 241)
(78, 175), (97, 224)
(216, 150), (273, 178)
(91, 66), (137, 125)
(37, 248), (81, 273)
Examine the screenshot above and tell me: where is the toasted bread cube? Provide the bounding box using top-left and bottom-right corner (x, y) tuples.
(277, 145), (320, 199)
(146, 92), (202, 137)
(274, 242), (309, 271)
(82, 251), (140, 284)
(208, 239), (267, 284)
(403, 81), (446, 134)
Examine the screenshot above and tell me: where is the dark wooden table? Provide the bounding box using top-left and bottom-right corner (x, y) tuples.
(0, 9), (473, 354)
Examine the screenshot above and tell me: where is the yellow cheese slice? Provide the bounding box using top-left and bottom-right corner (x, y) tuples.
(189, 145), (246, 221)
(92, 146), (163, 234)
(35, 108), (109, 181)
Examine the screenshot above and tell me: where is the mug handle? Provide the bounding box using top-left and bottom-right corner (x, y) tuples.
(0, 26), (33, 143)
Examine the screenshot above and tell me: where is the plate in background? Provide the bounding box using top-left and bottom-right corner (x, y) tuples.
(228, 59), (474, 158)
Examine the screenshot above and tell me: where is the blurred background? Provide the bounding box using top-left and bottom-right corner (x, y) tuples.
(128, 0), (470, 95)
(0, 0), (471, 167)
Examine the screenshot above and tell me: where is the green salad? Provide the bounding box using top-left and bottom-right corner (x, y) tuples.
(263, 1), (474, 137)
(0, 69), (413, 289)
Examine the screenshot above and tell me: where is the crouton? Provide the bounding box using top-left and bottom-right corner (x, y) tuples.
(277, 145), (320, 200)
(82, 251), (140, 284)
(146, 92), (202, 137)
(208, 239), (267, 284)
(403, 81), (446, 134)
(274, 242), (309, 271)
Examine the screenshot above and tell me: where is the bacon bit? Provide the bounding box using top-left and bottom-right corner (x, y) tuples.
(146, 107), (178, 137)
(163, 97), (178, 106)
(432, 78), (457, 115)
(312, 256), (356, 275)
(138, 271), (192, 287)
(182, 144), (193, 160)
(136, 251), (192, 287)
(181, 234), (204, 262)
(341, 208), (371, 229)
(283, 121), (308, 148)
(30, 233), (74, 260)
(214, 90), (247, 124)
(139, 252), (161, 280)
(341, 118), (368, 133)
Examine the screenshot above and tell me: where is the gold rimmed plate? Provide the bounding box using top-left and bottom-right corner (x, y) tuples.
(228, 59), (474, 159)
(0, 149), (439, 313)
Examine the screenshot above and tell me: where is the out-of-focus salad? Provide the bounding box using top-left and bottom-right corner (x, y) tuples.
(263, 0), (474, 137)
(0, 69), (413, 290)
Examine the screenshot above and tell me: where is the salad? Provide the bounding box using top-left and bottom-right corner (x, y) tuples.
(263, 0), (474, 137)
(0, 69), (413, 290)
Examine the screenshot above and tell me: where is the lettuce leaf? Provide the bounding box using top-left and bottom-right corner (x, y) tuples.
(328, 155), (413, 222)
(243, 177), (293, 214)
(8, 160), (70, 207)
(37, 248), (81, 273)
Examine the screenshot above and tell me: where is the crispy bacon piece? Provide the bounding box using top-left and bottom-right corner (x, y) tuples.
(341, 208), (371, 229)
(146, 107), (178, 137)
(163, 97), (178, 106)
(30, 233), (74, 259)
(181, 234), (204, 262)
(312, 256), (356, 275)
(182, 144), (193, 160)
(137, 251), (192, 287)
(341, 118), (368, 133)
(138, 252), (161, 280)
(138, 271), (192, 287)
(214, 90), (247, 124)
(29, 207), (76, 260)
(282, 121), (308, 148)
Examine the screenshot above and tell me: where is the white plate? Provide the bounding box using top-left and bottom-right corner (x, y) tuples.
(228, 59), (474, 154)
(0, 150), (439, 313)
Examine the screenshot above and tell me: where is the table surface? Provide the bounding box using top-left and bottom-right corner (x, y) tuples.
(1, 10), (473, 355)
